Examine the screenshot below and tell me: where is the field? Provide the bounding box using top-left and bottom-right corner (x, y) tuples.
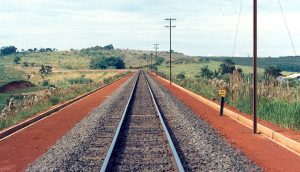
(0, 49), (132, 130)
(158, 61), (265, 77)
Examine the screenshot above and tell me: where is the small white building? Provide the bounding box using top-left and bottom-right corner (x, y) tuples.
(283, 73), (300, 81)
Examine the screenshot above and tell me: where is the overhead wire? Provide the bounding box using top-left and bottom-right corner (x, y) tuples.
(277, 0), (297, 56)
(232, 0), (244, 57)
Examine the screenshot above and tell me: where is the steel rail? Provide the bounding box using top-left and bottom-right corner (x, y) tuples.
(100, 72), (140, 172)
(145, 73), (185, 172)
(100, 71), (184, 171)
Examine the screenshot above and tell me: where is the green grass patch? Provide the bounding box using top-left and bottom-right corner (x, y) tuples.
(158, 62), (265, 78)
(0, 101), (52, 129)
(0, 65), (25, 86)
(157, 71), (300, 130)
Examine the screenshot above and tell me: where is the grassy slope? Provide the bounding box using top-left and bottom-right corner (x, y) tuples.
(0, 65), (26, 86)
(158, 61), (265, 78)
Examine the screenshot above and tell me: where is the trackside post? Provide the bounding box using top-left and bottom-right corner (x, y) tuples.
(219, 89), (227, 116)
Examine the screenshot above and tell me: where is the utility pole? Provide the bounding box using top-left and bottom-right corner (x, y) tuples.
(165, 18), (176, 85)
(153, 43), (159, 76)
(150, 53), (153, 72)
(253, 0), (258, 134)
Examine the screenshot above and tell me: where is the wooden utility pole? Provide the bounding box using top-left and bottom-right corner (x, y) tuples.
(150, 53), (153, 72)
(253, 0), (258, 134)
(153, 44), (159, 75)
(165, 18), (176, 85)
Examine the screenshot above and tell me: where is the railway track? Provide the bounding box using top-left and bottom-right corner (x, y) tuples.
(28, 71), (260, 171)
(100, 71), (184, 171)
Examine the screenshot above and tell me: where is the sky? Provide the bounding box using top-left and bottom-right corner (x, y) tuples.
(0, 0), (300, 57)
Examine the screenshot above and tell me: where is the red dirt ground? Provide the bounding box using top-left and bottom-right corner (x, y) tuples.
(0, 81), (35, 93)
(0, 74), (132, 172)
(151, 74), (300, 172)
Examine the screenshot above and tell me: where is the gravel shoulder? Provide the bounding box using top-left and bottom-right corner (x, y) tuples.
(146, 74), (262, 171)
(27, 74), (138, 171)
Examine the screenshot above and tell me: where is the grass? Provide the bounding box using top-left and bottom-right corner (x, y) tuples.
(158, 62), (265, 78)
(157, 70), (300, 130)
(0, 71), (129, 130)
(0, 65), (26, 86)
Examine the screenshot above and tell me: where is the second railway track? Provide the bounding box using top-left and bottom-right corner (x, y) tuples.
(101, 71), (184, 171)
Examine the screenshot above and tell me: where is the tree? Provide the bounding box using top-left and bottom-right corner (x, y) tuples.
(1, 46), (17, 55)
(155, 56), (165, 65)
(264, 66), (281, 79)
(103, 44), (114, 50)
(90, 56), (125, 69)
(14, 56), (21, 64)
(45, 48), (53, 52)
(200, 66), (214, 78)
(39, 65), (53, 75)
(218, 59), (236, 75)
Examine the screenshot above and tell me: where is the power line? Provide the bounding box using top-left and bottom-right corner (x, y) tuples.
(277, 0), (297, 56)
(232, 0), (244, 57)
(165, 18), (176, 85)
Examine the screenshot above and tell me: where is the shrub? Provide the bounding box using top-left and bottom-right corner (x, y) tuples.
(90, 56), (125, 69)
(200, 66), (214, 79)
(176, 72), (186, 80)
(23, 61), (29, 67)
(49, 96), (60, 105)
(42, 80), (49, 86)
(14, 56), (21, 64)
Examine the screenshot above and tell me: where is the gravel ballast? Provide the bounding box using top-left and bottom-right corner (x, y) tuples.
(146, 74), (262, 171)
(27, 71), (262, 171)
(27, 74), (138, 171)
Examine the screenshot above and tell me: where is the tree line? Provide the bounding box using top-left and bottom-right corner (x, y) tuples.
(207, 56), (300, 72)
(0, 46), (57, 56)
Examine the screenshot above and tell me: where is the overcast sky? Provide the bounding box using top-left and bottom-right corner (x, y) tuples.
(0, 0), (300, 56)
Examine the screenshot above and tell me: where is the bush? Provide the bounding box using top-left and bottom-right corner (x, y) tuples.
(90, 56), (125, 69)
(176, 72), (186, 80)
(200, 66), (214, 79)
(23, 61), (29, 67)
(40, 65), (53, 75)
(42, 80), (49, 86)
(49, 96), (60, 105)
(14, 56), (21, 64)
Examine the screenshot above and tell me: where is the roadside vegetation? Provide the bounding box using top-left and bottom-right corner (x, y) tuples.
(0, 45), (132, 130)
(157, 58), (300, 130)
(0, 71), (129, 130)
(207, 56), (300, 72)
